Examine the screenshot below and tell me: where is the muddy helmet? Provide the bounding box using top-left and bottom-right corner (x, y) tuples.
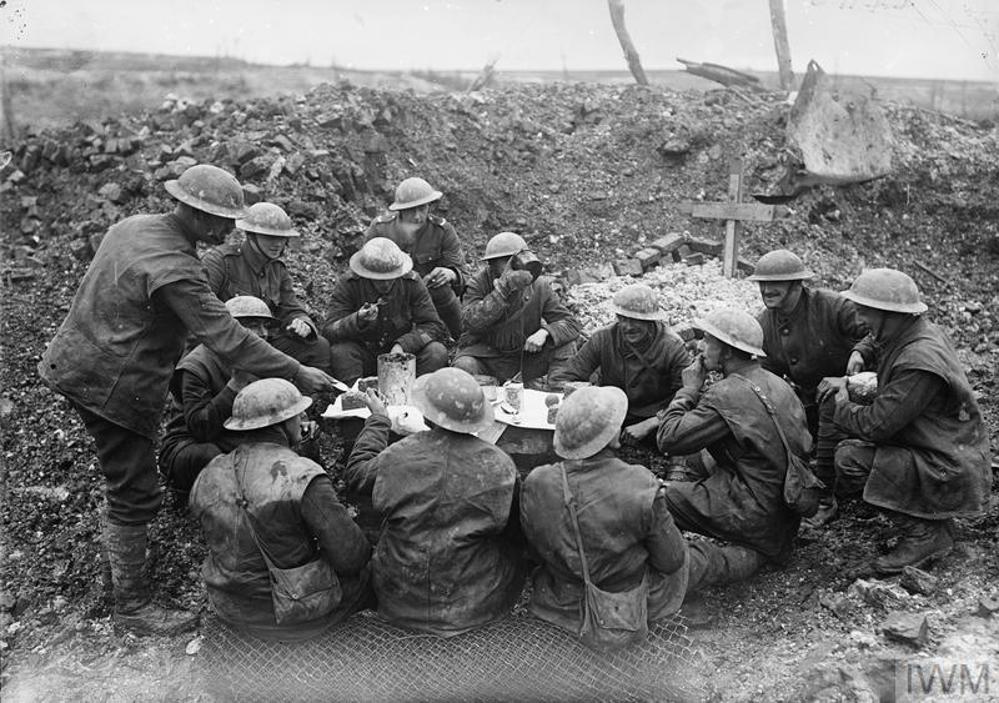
(164, 164), (247, 219)
(224, 378), (312, 431)
(388, 177), (443, 211)
(612, 284), (667, 321)
(747, 249), (814, 282)
(225, 295), (275, 321)
(481, 232), (528, 260)
(553, 386), (628, 460)
(236, 202), (300, 238)
(410, 368), (494, 434)
(696, 308), (766, 357)
(349, 237), (414, 280)
(841, 268), (927, 314)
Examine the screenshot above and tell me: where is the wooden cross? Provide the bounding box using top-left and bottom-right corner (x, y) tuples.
(677, 158), (789, 277)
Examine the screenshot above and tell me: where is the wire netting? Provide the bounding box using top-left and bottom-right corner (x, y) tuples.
(200, 610), (705, 702)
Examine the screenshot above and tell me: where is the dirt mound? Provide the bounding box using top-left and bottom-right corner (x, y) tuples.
(1, 80), (997, 700)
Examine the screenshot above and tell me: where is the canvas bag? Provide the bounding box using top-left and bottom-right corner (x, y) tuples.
(560, 466), (649, 652)
(731, 374), (824, 518)
(233, 457), (342, 625)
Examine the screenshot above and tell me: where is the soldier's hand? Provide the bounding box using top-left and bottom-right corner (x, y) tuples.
(389, 343), (405, 356)
(496, 269), (534, 296)
(817, 376), (848, 404)
(523, 328), (549, 353)
(681, 354), (707, 390)
(295, 366), (339, 395)
(846, 350), (865, 375)
(621, 417), (658, 444)
(286, 318), (312, 338)
(357, 302), (379, 323)
(363, 388), (389, 416)
(423, 267), (455, 289)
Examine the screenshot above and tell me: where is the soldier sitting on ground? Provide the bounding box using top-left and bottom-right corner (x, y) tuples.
(203, 201), (332, 371)
(549, 283), (689, 445)
(520, 386), (690, 648)
(363, 176), (468, 341)
(748, 249), (869, 528)
(322, 237), (449, 386)
(454, 231), (581, 387)
(816, 268), (992, 574)
(158, 295), (275, 500)
(344, 368), (526, 636)
(190, 378), (372, 641)
(657, 309), (812, 586)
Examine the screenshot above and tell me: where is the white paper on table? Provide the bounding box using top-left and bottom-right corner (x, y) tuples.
(491, 388), (562, 430)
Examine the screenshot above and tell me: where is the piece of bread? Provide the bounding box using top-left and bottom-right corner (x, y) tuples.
(340, 391), (368, 411)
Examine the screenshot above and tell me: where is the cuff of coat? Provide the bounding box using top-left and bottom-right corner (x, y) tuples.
(395, 331), (431, 354)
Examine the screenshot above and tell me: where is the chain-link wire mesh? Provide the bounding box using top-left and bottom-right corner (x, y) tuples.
(201, 610), (705, 702)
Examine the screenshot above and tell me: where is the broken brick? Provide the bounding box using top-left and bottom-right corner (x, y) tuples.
(612, 258), (644, 277)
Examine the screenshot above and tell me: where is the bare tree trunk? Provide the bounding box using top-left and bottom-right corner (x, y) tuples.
(607, 0), (648, 86)
(768, 0), (794, 91)
(467, 54), (500, 93)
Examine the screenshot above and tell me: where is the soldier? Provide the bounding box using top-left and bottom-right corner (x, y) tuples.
(748, 249), (869, 527)
(38, 164), (335, 636)
(158, 296), (275, 500)
(322, 237), (448, 386)
(364, 177), (467, 340)
(549, 283), (690, 444)
(520, 386), (689, 645)
(818, 268), (992, 573)
(454, 231), (581, 386)
(190, 379), (372, 640)
(657, 309), (812, 585)
(344, 368), (526, 636)
(203, 201), (331, 370)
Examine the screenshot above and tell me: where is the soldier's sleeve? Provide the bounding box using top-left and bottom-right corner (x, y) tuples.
(833, 368), (946, 442)
(439, 221), (469, 292)
(656, 386), (729, 455)
(200, 248), (227, 298)
(344, 412), (393, 494)
(549, 333), (601, 385)
(461, 272), (513, 332)
(644, 489), (687, 575)
(179, 368), (238, 443)
(757, 311), (785, 377)
(321, 281), (365, 342)
(539, 285), (582, 346)
(301, 474), (371, 575)
(274, 264), (313, 331)
(394, 279), (448, 352)
(155, 279), (301, 379)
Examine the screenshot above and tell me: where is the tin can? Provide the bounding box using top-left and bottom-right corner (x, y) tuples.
(504, 381), (524, 417)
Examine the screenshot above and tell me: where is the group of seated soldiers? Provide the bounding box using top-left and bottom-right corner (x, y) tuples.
(167, 174), (992, 647)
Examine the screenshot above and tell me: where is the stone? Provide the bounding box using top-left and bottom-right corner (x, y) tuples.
(98, 182), (125, 204)
(240, 155), (273, 181)
(682, 252), (705, 266)
(650, 232), (687, 254)
(881, 611), (929, 646)
(242, 183), (263, 206)
(271, 134), (296, 152)
(819, 592), (854, 620)
(849, 579), (909, 609)
(899, 565), (938, 596)
(70, 238), (93, 261)
(634, 247), (662, 270)
(612, 258), (644, 277)
(975, 595), (999, 618)
(686, 236), (723, 256)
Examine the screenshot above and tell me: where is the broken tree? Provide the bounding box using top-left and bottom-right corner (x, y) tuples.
(607, 0), (648, 86)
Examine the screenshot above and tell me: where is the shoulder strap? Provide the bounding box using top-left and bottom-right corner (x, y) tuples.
(729, 373), (795, 465)
(560, 465), (593, 588)
(231, 451), (281, 571)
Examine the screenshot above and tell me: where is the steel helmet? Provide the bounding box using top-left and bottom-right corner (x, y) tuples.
(553, 386), (628, 460)
(236, 202), (300, 238)
(388, 177), (443, 211)
(746, 249), (814, 282)
(225, 295), (275, 321)
(481, 232), (528, 260)
(349, 237), (414, 280)
(841, 268), (927, 314)
(410, 367), (494, 435)
(612, 284), (667, 321)
(224, 378), (313, 431)
(696, 308), (766, 357)
(164, 164), (247, 219)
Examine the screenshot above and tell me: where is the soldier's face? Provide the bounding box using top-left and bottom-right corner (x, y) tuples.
(249, 233), (287, 259)
(701, 334), (726, 372)
(198, 213), (234, 245)
(399, 205), (429, 226)
(617, 316), (655, 345)
(239, 317), (271, 340)
(758, 280), (801, 313)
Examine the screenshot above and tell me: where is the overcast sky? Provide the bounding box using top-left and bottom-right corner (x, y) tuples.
(3, 0), (997, 81)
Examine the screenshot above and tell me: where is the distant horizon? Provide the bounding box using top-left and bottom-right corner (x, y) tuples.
(7, 44), (997, 87)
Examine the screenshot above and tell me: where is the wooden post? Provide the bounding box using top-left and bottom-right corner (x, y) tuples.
(722, 159), (743, 277)
(768, 0), (794, 91)
(607, 0), (649, 86)
(0, 53), (16, 144)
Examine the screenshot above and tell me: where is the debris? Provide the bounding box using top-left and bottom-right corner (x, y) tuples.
(881, 612), (929, 646)
(975, 596), (999, 619)
(849, 579), (909, 609)
(899, 566), (938, 596)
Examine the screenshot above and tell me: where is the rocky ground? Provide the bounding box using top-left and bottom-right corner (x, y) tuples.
(1, 79), (997, 701)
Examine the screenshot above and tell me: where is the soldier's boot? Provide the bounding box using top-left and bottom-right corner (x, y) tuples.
(873, 515), (953, 575)
(105, 521), (199, 636)
(801, 491), (838, 529)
